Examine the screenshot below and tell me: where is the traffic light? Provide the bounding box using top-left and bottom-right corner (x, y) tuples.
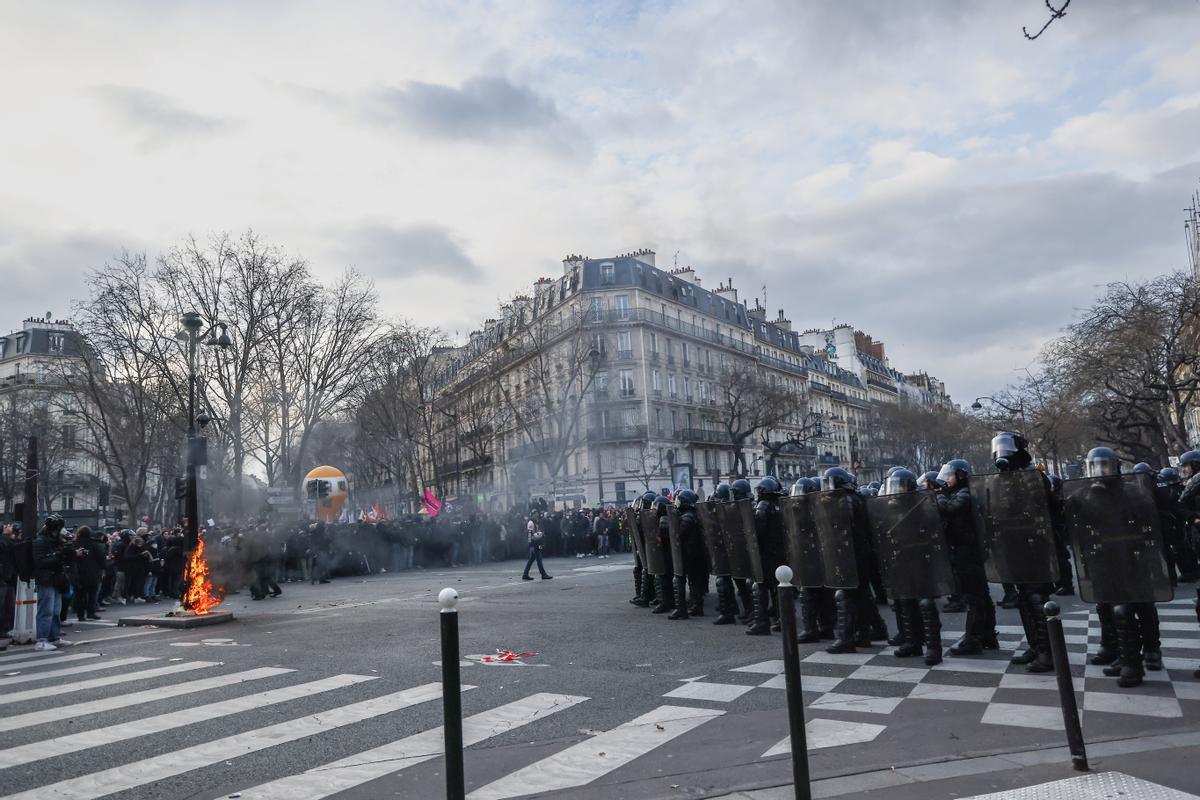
(174, 478), (187, 501)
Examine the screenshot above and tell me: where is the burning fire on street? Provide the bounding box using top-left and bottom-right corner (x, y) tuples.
(174, 534), (224, 616)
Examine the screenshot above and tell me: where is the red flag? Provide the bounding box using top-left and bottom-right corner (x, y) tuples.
(373, 501), (386, 521)
(423, 488), (442, 517)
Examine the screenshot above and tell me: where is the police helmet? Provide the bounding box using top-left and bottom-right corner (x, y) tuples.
(712, 482), (732, 502)
(730, 479), (753, 500)
(881, 468), (918, 495)
(789, 477), (820, 496)
(917, 470), (941, 491)
(652, 495), (671, 514)
(1085, 446), (1121, 478)
(1159, 466), (1181, 485)
(936, 458), (972, 486)
(756, 475), (783, 499)
(991, 431), (1028, 461)
(1132, 462), (1154, 475)
(820, 467), (856, 492)
(674, 489), (699, 510)
(1180, 451), (1200, 477)
(886, 465), (904, 478)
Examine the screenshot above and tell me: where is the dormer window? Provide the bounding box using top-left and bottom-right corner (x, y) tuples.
(49, 333), (64, 353)
(601, 263), (615, 285)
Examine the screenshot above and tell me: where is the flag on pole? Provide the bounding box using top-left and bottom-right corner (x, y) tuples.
(423, 488), (442, 517)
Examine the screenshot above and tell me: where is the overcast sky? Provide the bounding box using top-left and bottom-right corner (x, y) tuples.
(2, 1), (1198, 404)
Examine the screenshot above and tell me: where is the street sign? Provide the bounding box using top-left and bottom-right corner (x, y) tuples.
(266, 495), (299, 506)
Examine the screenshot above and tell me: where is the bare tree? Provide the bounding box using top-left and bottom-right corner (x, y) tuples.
(1023, 0), (1070, 40)
(712, 359), (803, 477)
(760, 407), (825, 477)
(872, 401), (993, 475)
(623, 440), (668, 494)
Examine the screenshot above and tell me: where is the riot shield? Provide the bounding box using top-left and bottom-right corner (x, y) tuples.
(666, 508), (686, 577)
(970, 471), (1059, 585)
(624, 506), (645, 566)
(638, 508), (667, 576)
(810, 490), (860, 589)
(1062, 473), (1173, 604)
(780, 494), (824, 588)
(697, 502), (731, 576)
(717, 499), (760, 582)
(867, 492), (957, 600)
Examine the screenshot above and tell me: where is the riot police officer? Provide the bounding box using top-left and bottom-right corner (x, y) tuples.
(991, 432), (1053, 673)
(1077, 448), (1162, 687)
(791, 478), (831, 642)
(730, 479), (757, 623)
(1158, 464), (1199, 584)
(821, 467), (888, 653)
(935, 458), (1000, 656)
(709, 483), (740, 625)
(651, 495), (676, 615)
(632, 491), (660, 608)
(1175, 451), (1200, 678)
(879, 468), (942, 664)
(669, 489), (708, 620)
(745, 476), (785, 636)
(1046, 474), (1075, 596)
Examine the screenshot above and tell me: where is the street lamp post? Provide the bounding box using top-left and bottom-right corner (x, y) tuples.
(176, 312), (231, 554)
(970, 396), (1028, 435)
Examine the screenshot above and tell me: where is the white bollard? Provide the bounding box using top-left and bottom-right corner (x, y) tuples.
(10, 581), (37, 645)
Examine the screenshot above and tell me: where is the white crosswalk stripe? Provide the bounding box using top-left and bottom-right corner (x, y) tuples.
(0, 661), (218, 707)
(0, 652), (101, 671)
(0, 682), (449, 800)
(0, 673), (375, 769)
(0, 666), (294, 734)
(231, 692), (587, 800)
(0, 650), (63, 664)
(0, 656), (155, 687)
(468, 705), (725, 800)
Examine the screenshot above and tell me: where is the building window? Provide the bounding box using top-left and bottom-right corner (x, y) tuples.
(682, 342), (689, 365)
(595, 371), (609, 395)
(592, 333), (607, 356)
(601, 263), (615, 285)
(684, 377), (692, 401)
(698, 381), (707, 402)
(655, 408), (664, 434)
(668, 374), (677, 398)
(614, 295), (630, 320)
(649, 332), (658, 353)
(652, 369), (662, 392)
(589, 298), (604, 322)
(619, 369), (635, 398)
(670, 410), (677, 433)
(48, 333), (64, 353)
(615, 481), (627, 503)
(62, 425), (76, 448)
(617, 331), (632, 357)
(61, 493), (75, 511)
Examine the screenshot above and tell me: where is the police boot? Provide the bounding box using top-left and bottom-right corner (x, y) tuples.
(1113, 604), (1144, 688)
(1090, 603), (1119, 665)
(887, 602), (906, 646)
(977, 596), (1000, 650)
(688, 575), (705, 617)
(713, 577), (737, 625)
(999, 584), (1019, 609)
(797, 589), (821, 644)
(826, 589), (857, 654)
(942, 594), (966, 613)
(630, 568), (646, 605)
(667, 576), (689, 620)
(1025, 595), (1054, 674)
(949, 600), (982, 656)
(736, 579), (753, 623)
(893, 600), (922, 658)
(920, 598), (943, 666)
(1140, 603), (1162, 671)
(1010, 597), (1038, 665)
(657, 575), (676, 614)
(746, 583), (772, 636)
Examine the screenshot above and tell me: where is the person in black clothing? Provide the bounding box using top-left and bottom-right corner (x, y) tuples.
(33, 515), (78, 650)
(1046, 474), (1075, 596)
(936, 459), (999, 657)
(1174, 450), (1200, 679)
(746, 476), (785, 636)
(72, 526), (105, 622)
(822, 468), (888, 654)
(668, 490), (708, 620)
(0, 523), (18, 648)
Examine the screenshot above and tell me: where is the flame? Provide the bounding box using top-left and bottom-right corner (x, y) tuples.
(182, 534), (223, 614)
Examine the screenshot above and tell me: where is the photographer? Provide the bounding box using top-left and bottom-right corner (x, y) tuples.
(33, 514), (78, 650)
(520, 513), (553, 581)
(72, 526), (105, 622)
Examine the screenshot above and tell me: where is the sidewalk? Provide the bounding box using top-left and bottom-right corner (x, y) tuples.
(711, 729), (1200, 799)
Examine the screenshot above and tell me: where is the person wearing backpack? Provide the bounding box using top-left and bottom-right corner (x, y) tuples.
(32, 514), (79, 651)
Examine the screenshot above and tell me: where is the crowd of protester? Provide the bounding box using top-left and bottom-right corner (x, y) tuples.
(0, 504), (630, 651)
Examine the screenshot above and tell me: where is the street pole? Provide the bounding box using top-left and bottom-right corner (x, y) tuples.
(1044, 601), (1089, 771)
(774, 565), (812, 800)
(439, 587), (465, 800)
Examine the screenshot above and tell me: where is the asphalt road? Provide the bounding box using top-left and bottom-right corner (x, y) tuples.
(4, 554), (1200, 800)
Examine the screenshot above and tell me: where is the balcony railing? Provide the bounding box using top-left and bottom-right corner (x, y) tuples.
(615, 349), (635, 360)
(587, 425), (648, 442)
(618, 388), (636, 399)
(675, 427), (729, 444)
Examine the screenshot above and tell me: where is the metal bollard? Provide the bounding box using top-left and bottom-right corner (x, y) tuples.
(774, 566), (813, 800)
(1044, 600), (1089, 772)
(439, 588), (466, 799)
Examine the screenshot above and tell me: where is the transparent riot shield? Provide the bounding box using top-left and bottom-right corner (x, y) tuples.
(1062, 473), (1173, 604)
(666, 508), (686, 577)
(718, 499), (761, 582)
(697, 502), (731, 576)
(969, 471), (1059, 585)
(809, 490), (860, 589)
(867, 492), (957, 600)
(624, 506), (645, 566)
(780, 494), (824, 588)
(638, 509), (667, 576)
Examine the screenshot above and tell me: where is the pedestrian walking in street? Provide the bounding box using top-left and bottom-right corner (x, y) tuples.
(521, 514), (553, 581)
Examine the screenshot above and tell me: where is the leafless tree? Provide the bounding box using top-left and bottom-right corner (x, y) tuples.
(623, 440), (668, 494)
(1023, 0), (1070, 40)
(712, 359), (803, 477)
(872, 401), (993, 475)
(760, 407), (825, 477)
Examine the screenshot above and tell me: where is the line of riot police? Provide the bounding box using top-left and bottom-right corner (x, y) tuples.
(624, 432), (1200, 689)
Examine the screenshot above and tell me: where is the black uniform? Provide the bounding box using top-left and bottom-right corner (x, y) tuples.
(746, 496), (784, 635)
(937, 484), (998, 654)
